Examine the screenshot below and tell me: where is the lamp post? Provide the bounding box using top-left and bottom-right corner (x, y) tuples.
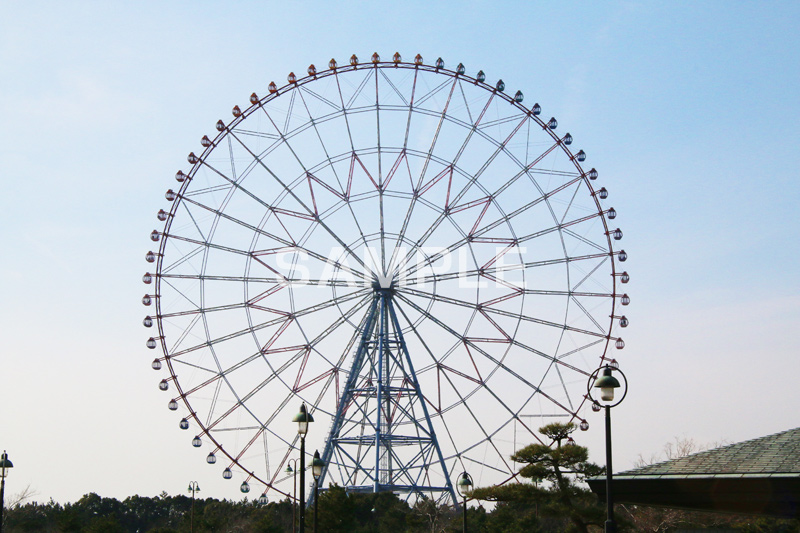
(285, 460), (298, 533)
(311, 450), (325, 533)
(457, 471), (473, 533)
(587, 362), (628, 533)
(292, 403), (314, 533)
(0, 452), (13, 533)
(187, 481), (200, 533)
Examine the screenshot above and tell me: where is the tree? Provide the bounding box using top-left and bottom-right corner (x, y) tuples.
(471, 422), (605, 533)
(408, 495), (455, 533)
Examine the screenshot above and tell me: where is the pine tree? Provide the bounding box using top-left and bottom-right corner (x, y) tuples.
(471, 422), (605, 532)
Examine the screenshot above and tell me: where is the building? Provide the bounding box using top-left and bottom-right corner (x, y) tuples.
(587, 427), (800, 518)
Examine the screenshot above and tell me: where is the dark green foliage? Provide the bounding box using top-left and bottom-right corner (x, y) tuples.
(471, 422), (606, 532)
(5, 476), (798, 532)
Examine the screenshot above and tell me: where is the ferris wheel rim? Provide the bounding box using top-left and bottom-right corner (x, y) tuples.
(146, 53), (627, 498)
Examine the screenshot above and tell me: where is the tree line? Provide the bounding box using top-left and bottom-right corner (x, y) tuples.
(4, 424), (798, 532)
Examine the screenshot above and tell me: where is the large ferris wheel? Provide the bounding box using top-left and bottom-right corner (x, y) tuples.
(143, 52), (629, 505)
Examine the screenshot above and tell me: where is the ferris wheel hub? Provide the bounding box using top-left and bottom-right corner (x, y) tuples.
(375, 273), (394, 290)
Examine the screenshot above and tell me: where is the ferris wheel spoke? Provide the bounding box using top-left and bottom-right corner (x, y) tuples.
(293, 293), (375, 389)
(562, 227), (608, 253)
(165, 229), (259, 258)
(395, 120), (567, 280)
(413, 75), (455, 108)
(159, 275), (201, 311)
(294, 92), (376, 263)
(282, 89), (297, 135)
(205, 352), (310, 434)
(402, 106), (530, 263)
(552, 364), (575, 411)
(378, 68), (410, 106)
(402, 68), (419, 149)
(415, 78), (475, 190)
(433, 366), (515, 473)
(400, 248), (612, 290)
(166, 232), (364, 288)
(555, 337), (608, 362)
(161, 273), (363, 288)
(387, 78), (459, 267)
(510, 338), (593, 377)
(374, 67), (389, 273)
(482, 298), (609, 341)
(389, 78), (467, 272)
(570, 255), (610, 292)
(395, 292), (594, 418)
(455, 79), (474, 124)
(344, 69), (373, 109)
(517, 210), (607, 247)
(167, 288), (370, 358)
(177, 195), (292, 248)
(399, 286), (524, 343)
(477, 112), (528, 130)
(396, 172), (589, 282)
(394, 293), (531, 387)
(569, 295), (606, 333)
(298, 85), (340, 112)
(332, 68), (357, 150)
(393, 300), (526, 472)
(557, 177), (582, 225)
(175, 192), (372, 282)
(449, 81), (496, 167)
(169, 354), (219, 375)
(176, 196), (211, 243)
(159, 245), (205, 276)
(225, 129), (372, 274)
(487, 172), (581, 233)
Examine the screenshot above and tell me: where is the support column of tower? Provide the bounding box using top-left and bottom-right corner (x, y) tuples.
(317, 282), (457, 505)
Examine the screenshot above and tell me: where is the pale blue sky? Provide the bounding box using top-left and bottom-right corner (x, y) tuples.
(1, 1), (799, 503)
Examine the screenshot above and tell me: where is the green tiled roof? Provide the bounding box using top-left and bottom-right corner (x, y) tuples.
(616, 427), (800, 478)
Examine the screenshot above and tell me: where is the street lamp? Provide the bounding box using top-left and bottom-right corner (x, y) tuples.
(292, 403), (314, 533)
(457, 471), (473, 533)
(311, 450), (325, 533)
(0, 452), (13, 533)
(587, 362), (628, 533)
(286, 460), (298, 533)
(187, 481), (200, 533)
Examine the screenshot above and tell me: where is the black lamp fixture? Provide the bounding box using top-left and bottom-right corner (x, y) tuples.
(587, 361), (628, 533)
(312, 450), (326, 533)
(457, 471), (473, 533)
(187, 481), (200, 533)
(0, 452), (13, 533)
(286, 460), (298, 533)
(292, 403), (314, 533)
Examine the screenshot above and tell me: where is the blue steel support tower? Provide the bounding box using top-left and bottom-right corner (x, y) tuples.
(317, 279), (457, 505)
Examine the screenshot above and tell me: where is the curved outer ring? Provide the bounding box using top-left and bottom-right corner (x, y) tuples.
(151, 57), (623, 494)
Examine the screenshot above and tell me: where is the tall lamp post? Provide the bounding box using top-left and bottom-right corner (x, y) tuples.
(292, 403), (313, 533)
(187, 481), (200, 533)
(311, 450), (325, 533)
(587, 362), (628, 533)
(0, 452), (13, 533)
(285, 460), (298, 533)
(457, 471), (473, 533)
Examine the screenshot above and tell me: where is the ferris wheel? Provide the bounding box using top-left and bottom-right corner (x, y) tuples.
(143, 52), (629, 505)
